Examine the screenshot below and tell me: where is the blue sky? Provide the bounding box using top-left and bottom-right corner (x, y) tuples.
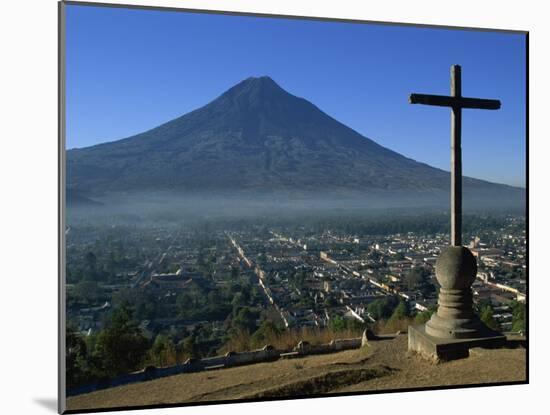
(66, 4), (526, 187)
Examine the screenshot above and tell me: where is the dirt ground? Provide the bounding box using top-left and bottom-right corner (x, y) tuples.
(66, 334), (526, 411)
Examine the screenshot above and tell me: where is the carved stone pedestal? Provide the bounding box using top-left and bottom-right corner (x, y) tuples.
(408, 246), (505, 361)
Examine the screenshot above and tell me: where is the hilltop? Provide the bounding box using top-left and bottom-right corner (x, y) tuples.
(66, 334), (526, 412)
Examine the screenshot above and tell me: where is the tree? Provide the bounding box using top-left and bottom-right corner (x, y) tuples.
(230, 266), (239, 279)
(251, 320), (281, 347)
(72, 281), (103, 306)
(510, 300), (526, 333)
(329, 315), (347, 332)
(66, 325), (91, 389)
(389, 300), (409, 322)
(176, 292), (194, 319)
(291, 270), (307, 289)
(231, 292), (245, 308)
(345, 318), (366, 331)
(83, 251), (99, 281)
(367, 296), (399, 320)
(231, 307), (258, 333)
(92, 303), (149, 377)
(151, 335), (176, 367)
(179, 336), (197, 359)
(257, 253), (267, 265)
(168, 263), (180, 273)
(297, 295), (314, 309)
(479, 304), (500, 331)
(85, 251), (97, 272)
(329, 315), (365, 332)
(324, 295), (338, 308)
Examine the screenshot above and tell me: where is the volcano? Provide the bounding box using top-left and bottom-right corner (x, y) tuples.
(66, 76), (523, 206)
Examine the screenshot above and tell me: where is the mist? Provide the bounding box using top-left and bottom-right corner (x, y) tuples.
(66, 188), (525, 228)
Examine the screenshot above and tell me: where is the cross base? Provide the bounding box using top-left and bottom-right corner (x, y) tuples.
(408, 325), (506, 362)
(424, 287), (493, 339)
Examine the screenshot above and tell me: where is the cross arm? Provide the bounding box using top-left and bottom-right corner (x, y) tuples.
(409, 93), (501, 110)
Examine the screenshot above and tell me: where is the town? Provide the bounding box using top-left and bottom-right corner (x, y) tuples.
(65, 212), (526, 389)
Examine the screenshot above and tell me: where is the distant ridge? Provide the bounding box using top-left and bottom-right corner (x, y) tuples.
(66, 189), (102, 206)
(67, 76), (523, 206)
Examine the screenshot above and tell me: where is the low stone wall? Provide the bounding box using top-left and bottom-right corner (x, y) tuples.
(196, 345), (281, 369)
(293, 338), (362, 355)
(67, 338), (362, 397)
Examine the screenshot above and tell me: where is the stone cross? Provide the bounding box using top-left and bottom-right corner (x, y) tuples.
(407, 66), (506, 359)
(409, 65), (501, 246)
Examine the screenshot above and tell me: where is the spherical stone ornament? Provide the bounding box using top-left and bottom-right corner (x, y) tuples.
(435, 246), (477, 290)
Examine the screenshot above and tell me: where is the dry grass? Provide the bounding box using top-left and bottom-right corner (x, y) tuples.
(143, 348), (185, 368)
(336, 335), (526, 393)
(219, 327), (364, 353)
(372, 317), (415, 335)
(66, 334), (526, 412)
(67, 346), (372, 411)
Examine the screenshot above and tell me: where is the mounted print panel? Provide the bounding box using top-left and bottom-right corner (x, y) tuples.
(59, 1), (527, 413)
